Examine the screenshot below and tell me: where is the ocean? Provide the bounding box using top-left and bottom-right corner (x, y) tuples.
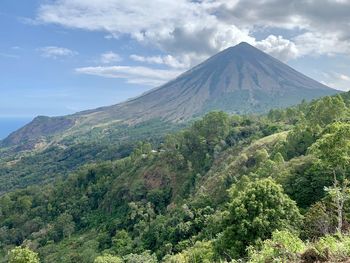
(0, 118), (32, 140)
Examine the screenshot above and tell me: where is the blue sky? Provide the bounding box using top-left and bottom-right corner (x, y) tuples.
(1, 0), (350, 119)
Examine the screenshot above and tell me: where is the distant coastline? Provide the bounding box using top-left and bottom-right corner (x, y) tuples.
(0, 117), (32, 139)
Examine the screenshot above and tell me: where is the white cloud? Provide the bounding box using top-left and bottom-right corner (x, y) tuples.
(36, 0), (255, 66)
(294, 32), (350, 57)
(35, 0), (350, 63)
(217, 0), (350, 58)
(130, 54), (190, 69)
(130, 55), (163, 64)
(340, 74), (350, 81)
(255, 35), (299, 61)
(35, 0), (350, 67)
(75, 65), (182, 86)
(100, 51), (121, 64)
(39, 46), (77, 59)
(35, 0), (350, 86)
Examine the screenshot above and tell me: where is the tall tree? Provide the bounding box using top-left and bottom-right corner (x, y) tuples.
(216, 178), (302, 259)
(306, 95), (347, 127)
(309, 123), (350, 233)
(309, 123), (350, 178)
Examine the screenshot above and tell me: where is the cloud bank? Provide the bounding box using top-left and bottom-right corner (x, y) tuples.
(36, 0), (350, 86)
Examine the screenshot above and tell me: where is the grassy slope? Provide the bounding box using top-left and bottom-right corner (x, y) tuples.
(193, 132), (288, 206)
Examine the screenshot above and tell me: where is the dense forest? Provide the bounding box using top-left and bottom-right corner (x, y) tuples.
(0, 119), (184, 194)
(2, 92), (350, 262)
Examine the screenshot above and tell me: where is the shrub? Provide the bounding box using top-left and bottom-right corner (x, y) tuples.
(247, 230), (305, 263)
(8, 247), (40, 263)
(315, 235), (350, 261)
(94, 254), (123, 263)
(163, 241), (215, 263)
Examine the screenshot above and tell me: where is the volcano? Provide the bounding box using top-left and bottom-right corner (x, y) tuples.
(2, 42), (337, 147)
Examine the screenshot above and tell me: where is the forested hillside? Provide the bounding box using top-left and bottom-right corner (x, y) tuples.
(2, 93), (350, 262)
(0, 119), (183, 194)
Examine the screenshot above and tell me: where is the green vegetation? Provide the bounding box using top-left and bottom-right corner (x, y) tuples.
(0, 119), (184, 193)
(247, 231), (350, 263)
(8, 247), (39, 263)
(215, 178), (302, 259)
(94, 254), (123, 263)
(1, 93), (350, 262)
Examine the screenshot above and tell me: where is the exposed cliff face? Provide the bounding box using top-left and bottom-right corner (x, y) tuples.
(1, 42), (338, 147)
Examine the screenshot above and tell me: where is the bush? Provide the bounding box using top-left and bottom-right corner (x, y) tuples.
(123, 251), (157, 263)
(94, 254), (123, 263)
(163, 241), (214, 263)
(247, 230), (305, 263)
(315, 235), (350, 261)
(8, 247), (40, 263)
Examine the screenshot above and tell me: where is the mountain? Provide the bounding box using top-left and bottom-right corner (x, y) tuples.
(1, 42), (337, 148)
(87, 42), (335, 122)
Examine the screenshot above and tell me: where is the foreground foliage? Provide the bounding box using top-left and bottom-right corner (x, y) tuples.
(216, 178), (302, 259)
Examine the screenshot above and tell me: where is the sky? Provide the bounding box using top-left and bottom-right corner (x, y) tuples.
(1, 0), (350, 119)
